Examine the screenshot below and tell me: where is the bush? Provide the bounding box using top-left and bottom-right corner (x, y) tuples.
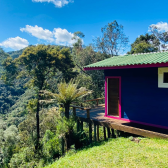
(42, 130), (61, 163)
(9, 147), (38, 168)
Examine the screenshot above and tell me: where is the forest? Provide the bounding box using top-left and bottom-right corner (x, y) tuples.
(0, 21), (168, 168)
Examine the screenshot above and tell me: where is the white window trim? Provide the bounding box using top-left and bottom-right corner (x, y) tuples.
(158, 67), (168, 88)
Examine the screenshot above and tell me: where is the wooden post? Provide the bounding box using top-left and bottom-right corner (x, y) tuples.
(107, 127), (111, 138)
(116, 130), (120, 138)
(94, 123), (97, 141)
(103, 127), (106, 140)
(97, 125), (99, 141)
(89, 122), (92, 144)
(61, 137), (64, 155)
(96, 99), (99, 106)
(73, 107), (76, 116)
(111, 129), (116, 138)
(87, 109), (90, 119)
(77, 120), (80, 132)
(81, 121), (83, 132)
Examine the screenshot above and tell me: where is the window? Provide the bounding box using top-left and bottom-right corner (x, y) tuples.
(158, 67), (168, 88)
(163, 72), (168, 83)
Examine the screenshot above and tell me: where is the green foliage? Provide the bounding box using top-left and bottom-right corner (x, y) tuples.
(2, 45), (77, 89)
(72, 40), (109, 101)
(128, 33), (160, 54)
(56, 115), (76, 137)
(54, 79), (92, 104)
(5, 89), (35, 127)
(0, 125), (20, 167)
(9, 147), (38, 168)
(129, 41), (158, 54)
(41, 79), (92, 119)
(7, 48), (24, 59)
(1, 56), (18, 85)
(42, 130), (60, 162)
(0, 48), (9, 76)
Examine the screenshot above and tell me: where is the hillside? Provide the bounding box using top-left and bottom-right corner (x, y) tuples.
(0, 48), (26, 116)
(45, 138), (168, 168)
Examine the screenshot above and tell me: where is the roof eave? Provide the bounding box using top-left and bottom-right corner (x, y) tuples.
(84, 62), (168, 71)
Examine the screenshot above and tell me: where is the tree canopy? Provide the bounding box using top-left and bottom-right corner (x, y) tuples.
(2, 44), (77, 150)
(93, 20), (129, 57)
(128, 34), (160, 54)
(149, 25), (168, 50)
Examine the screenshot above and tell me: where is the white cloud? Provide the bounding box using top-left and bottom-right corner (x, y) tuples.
(150, 22), (168, 32)
(53, 28), (77, 45)
(20, 25), (54, 42)
(32, 0), (73, 7)
(20, 25), (81, 46)
(0, 36), (29, 50)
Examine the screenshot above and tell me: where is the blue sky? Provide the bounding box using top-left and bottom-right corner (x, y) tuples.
(1, 0), (168, 53)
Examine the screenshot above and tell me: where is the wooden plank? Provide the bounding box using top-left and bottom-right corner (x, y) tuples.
(107, 127), (111, 138)
(73, 107), (76, 116)
(111, 129), (116, 138)
(87, 109), (90, 119)
(81, 121), (83, 132)
(77, 120), (80, 132)
(76, 116), (168, 139)
(94, 123), (97, 141)
(103, 127), (106, 140)
(84, 97), (105, 102)
(70, 105), (84, 110)
(89, 123), (92, 143)
(116, 130), (120, 138)
(97, 125), (99, 141)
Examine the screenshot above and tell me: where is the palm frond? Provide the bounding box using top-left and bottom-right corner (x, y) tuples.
(41, 79), (92, 105)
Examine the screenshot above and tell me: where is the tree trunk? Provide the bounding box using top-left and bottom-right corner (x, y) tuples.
(64, 103), (70, 119)
(35, 93), (41, 151)
(64, 103), (71, 149)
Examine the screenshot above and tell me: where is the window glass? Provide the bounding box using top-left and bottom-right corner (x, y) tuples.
(163, 72), (168, 83)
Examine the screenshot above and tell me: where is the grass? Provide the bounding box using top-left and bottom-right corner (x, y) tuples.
(44, 137), (168, 168)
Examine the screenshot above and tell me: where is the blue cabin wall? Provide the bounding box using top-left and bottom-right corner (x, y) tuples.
(105, 67), (168, 127)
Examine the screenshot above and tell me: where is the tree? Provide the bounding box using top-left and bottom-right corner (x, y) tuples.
(72, 31), (85, 63)
(128, 33), (160, 54)
(0, 48), (9, 76)
(93, 20), (129, 57)
(41, 79), (92, 119)
(149, 24), (168, 50)
(2, 45), (77, 150)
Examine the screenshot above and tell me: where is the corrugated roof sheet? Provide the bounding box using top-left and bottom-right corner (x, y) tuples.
(84, 51), (168, 68)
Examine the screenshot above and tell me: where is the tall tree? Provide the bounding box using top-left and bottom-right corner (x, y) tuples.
(72, 31), (85, 63)
(149, 24), (168, 50)
(93, 20), (129, 57)
(128, 34), (160, 54)
(2, 45), (77, 150)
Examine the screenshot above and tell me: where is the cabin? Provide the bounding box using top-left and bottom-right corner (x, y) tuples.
(84, 51), (168, 130)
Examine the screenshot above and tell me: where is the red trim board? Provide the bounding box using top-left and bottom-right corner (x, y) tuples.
(84, 62), (168, 71)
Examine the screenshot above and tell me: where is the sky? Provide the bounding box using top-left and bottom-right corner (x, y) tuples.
(1, 0), (168, 53)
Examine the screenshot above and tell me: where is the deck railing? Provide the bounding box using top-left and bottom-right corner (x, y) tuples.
(84, 97), (105, 106)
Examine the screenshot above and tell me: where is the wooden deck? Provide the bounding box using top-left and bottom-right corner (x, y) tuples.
(75, 105), (168, 139)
